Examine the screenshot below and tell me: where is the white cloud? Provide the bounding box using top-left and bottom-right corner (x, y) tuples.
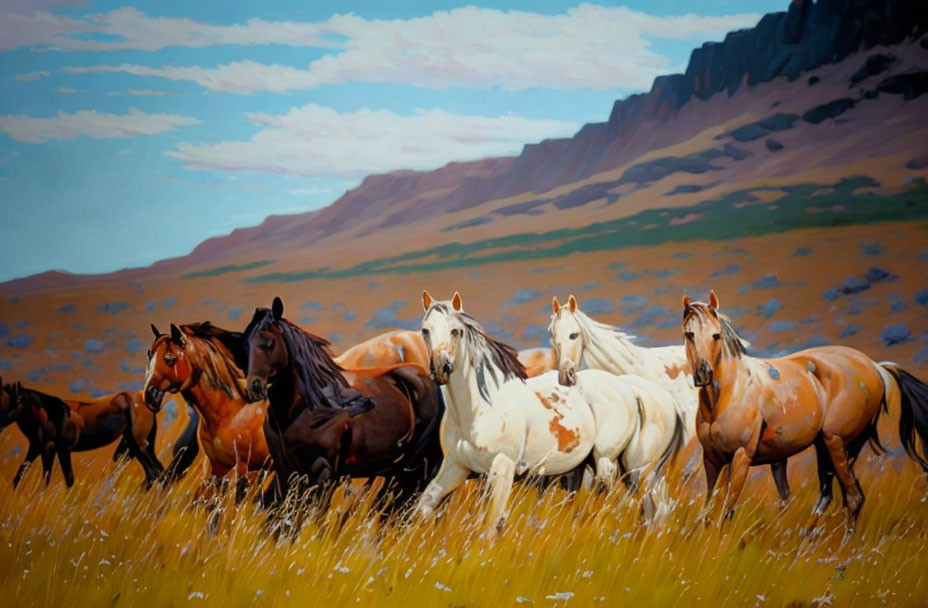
(0, 107), (200, 143)
(126, 88), (181, 96)
(55, 86), (78, 94)
(166, 104), (578, 177)
(15, 70), (51, 81)
(55, 5), (760, 92)
(0, 7), (338, 52)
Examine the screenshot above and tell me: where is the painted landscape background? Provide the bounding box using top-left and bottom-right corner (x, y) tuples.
(2, 1), (928, 605)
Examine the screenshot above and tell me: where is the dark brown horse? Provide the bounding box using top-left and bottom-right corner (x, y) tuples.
(0, 376), (193, 488)
(242, 297), (444, 512)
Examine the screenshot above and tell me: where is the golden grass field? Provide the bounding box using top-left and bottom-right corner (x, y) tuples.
(2, 397), (928, 607)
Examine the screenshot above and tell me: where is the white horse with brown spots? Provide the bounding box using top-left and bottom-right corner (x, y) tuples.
(415, 291), (682, 534)
(548, 294), (792, 501)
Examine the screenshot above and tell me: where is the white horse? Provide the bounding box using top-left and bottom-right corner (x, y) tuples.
(414, 291), (682, 534)
(547, 294), (791, 500)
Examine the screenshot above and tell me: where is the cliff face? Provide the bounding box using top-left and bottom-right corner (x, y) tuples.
(503, 0), (928, 194)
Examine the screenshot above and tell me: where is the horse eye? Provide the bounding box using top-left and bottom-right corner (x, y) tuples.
(164, 354), (177, 366)
(260, 340), (274, 352)
(684, 332), (695, 341)
(712, 333), (721, 341)
(569, 332), (579, 340)
(421, 328), (430, 337)
(451, 328), (460, 338)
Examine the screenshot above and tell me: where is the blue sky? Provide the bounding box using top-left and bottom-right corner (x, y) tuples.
(0, 1), (785, 282)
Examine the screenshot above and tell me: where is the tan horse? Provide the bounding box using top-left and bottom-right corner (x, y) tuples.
(682, 291), (928, 532)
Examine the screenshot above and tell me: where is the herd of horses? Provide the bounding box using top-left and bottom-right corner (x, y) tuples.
(2, 289), (928, 537)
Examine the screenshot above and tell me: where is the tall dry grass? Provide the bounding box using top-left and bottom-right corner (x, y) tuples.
(1, 406), (927, 607)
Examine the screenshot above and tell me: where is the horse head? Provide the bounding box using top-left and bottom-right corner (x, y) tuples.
(143, 323), (194, 412)
(243, 297), (289, 403)
(420, 290), (466, 385)
(681, 291), (724, 388)
(549, 294), (583, 386)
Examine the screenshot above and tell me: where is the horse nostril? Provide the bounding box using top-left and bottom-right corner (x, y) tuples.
(442, 362), (453, 376)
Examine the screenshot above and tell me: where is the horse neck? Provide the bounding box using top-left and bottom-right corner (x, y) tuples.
(582, 322), (650, 376)
(181, 379), (238, 432)
(266, 360), (303, 428)
(701, 351), (751, 418)
(443, 349), (499, 433)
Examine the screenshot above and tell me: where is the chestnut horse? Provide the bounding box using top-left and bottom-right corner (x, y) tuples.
(682, 291), (928, 532)
(339, 328), (556, 378)
(243, 297), (443, 512)
(0, 377), (184, 488)
(145, 322), (271, 495)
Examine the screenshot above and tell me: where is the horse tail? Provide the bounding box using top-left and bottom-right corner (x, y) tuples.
(166, 405), (200, 481)
(881, 363), (928, 475)
(654, 412), (686, 479)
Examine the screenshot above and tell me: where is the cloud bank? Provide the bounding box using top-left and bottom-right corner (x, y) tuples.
(0, 108), (200, 143)
(55, 5), (760, 92)
(167, 105), (577, 177)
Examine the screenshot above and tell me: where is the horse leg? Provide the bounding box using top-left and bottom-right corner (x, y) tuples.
(40, 445), (54, 486)
(485, 453), (516, 536)
(57, 449), (75, 488)
(722, 446), (752, 521)
(13, 442), (41, 487)
(594, 455), (617, 493)
(822, 432), (865, 533)
(804, 437), (836, 533)
(112, 437), (130, 463)
(416, 457), (469, 518)
(771, 460), (791, 505)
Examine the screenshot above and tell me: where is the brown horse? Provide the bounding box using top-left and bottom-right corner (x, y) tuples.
(338, 329), (555, 377)
(336, 330), (430, 369)
(144, 322), (271, 492)
(682, 291), (928, 532)
(0, 377), (178, 488)
(242, 297), (443, 512)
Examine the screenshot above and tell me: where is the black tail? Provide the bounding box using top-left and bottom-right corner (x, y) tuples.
(886, 366), (928, 474)
(654, 413), (686, 478)
(166, 405), (200, 481)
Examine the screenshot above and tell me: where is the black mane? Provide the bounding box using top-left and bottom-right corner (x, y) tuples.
(457, 311), (528, 402)
(183, 321), (249, 372)
(244, 308), (351, 411)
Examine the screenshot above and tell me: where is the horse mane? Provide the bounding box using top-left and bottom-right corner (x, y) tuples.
(449, 308), (527, 402)
(183, 321), (249, 372)
(683, 303), (747, 358)
(245, 308), (349, 410)
(178, 323), (249, 401)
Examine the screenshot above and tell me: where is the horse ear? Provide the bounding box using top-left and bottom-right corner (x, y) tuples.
(552, 296), (561, 314)
(567, 294), (578, 313)
(422, 290), (433, 312)
(272, 296), (284, 321)
(708, 290), (720, 310)
(681, 295), (691, 310)
(150, 323), (161, 338)
(170, 323), (185, 346)
(451, 291), (463, 311)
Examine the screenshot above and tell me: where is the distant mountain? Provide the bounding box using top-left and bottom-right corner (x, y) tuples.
(4, 0), (928, 293)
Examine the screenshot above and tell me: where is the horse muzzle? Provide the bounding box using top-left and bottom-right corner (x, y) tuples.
(246, 377), (267, 402)
(557, 364), (577, 387)
(430, 354), (454, 385)
(144, 386), (164, 413)
(692, 361), (713, 387)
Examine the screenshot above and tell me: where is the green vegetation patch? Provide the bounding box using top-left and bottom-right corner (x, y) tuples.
(183, 259), (274, 279)
(244, 176), (928, 284)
